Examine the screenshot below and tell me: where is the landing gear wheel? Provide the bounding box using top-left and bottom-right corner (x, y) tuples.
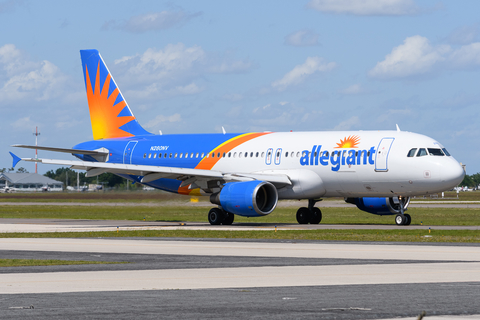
(404, 214), (411, 225)
(222, 212), (235, 225)
(296, 207), (311, 224)
(395, 214), (406, 225)
(310, 207), (322, 224)
(208, 208), (224, 225)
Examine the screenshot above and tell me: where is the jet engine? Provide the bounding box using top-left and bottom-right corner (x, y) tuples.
(210, 181), (278, 217)
(345, 197), (410, 215)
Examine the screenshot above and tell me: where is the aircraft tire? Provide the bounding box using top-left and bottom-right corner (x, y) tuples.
(208, 208), (224, 225)
(310, 207), (322, 224)
(296, 207), (311, 224)
(222, 212), (235, 225)
(395, 214), (406, 225)
(404, 214), (411, 225)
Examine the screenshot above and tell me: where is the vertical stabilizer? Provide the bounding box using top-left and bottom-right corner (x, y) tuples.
(80, 50), (151, 140)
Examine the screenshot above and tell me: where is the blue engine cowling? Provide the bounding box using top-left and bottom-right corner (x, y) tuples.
(345, 197), (410, 215)
(210, 181), (278, 217)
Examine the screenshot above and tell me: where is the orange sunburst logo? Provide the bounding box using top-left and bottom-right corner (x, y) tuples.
(85, 61), (135, 140)
(335, 135), (360, 148)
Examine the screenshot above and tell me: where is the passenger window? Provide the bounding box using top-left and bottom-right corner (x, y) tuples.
(428, 148), (444, 156)
(416, 148), (427, 157)
(148, 153), (152, 158)
(261, 152), (265, 157)
(164, 153), (167, 158)
(296, 152), (300, 157)
(256, 152), (259, 157)
(180, 153), (183, 158)
(218, 152), (221, 158)
(169, 153), (172, 158)
(143, 153), (146, 158)
(407, 148), (417, 157)
(190, 153), (194, 158)
(285, 152), (288, 157)
(228, 152), (231, 157)
(153, 153), (157, 158)
(211, 153), (215, 158)
(174, 153), (178, 158)
(442, 148), (451, 156)
(223, 153), (226, 158)
(245, 152), (248, 158)
(239, 152), (243, 158)
(250, 152), (253, 157)
(196, 153), (199, 158)
(234, 152), (237, 158)
(201, 153), (204, 158)
(159, 153), (162, 158)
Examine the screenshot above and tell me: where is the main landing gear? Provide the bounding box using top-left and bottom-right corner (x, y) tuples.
(208, 208), (234, 225)
(296, 199), (322, 224)
(394, 196), (411, 226)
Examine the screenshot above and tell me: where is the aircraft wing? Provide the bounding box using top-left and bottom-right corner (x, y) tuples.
(17, 157), (292, 188)
(12, 144), (109, 155)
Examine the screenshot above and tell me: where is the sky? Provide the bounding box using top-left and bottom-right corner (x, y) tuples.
(0, 0), (479, 174)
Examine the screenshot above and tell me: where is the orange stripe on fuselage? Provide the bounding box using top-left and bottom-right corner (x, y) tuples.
(176, 132), (271, 195)
(195, 132), (272, 170)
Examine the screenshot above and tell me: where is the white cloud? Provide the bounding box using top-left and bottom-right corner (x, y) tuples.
(271, 57), (336, 91)
(339, 84), (365, 95)
(446, 24), (480, 45)
(114, 43), (252, 100)
(369, 36), (449, 79)
(144, 113), (182, 130)
(333, 116), (360, 130)
(376, 108), (412, 123)
(369, 36), (480, 80)
(284, 30), (320, 47)
(0, 44), (70, 102)
(307, 0), (420, 16)
(102, 9), (201, 33)
(448, 42), (480, 68)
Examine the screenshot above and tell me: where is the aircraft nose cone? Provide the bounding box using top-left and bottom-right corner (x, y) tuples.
(442, 160), (465, 188)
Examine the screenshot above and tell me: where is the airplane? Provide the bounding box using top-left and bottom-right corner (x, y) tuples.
(9, 49), (465, 226)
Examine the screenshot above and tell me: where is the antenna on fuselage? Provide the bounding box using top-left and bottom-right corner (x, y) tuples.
(222, 126), (226, 134)
(396, 124), (401, 132)
(159, 130), (162, 135)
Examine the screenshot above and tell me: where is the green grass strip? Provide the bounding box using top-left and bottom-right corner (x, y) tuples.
(1, 206), (480, 226)
(1, 229), (479, 242)
(0, 259), (126, 267)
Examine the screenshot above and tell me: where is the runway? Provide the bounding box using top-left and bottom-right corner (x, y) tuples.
(1, 237), (480, 319)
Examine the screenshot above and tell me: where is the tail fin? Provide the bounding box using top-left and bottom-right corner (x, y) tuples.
(80, 50), (151, 140)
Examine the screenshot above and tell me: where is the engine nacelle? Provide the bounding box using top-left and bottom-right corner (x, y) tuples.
(345, 197), (410, 215)
(210, 181), (278, 217)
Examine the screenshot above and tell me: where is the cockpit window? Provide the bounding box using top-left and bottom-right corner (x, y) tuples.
(416, 148), (427, 157)
(442, 148), (451, 156)
(428, 148), (444, 156)
(407, 148), (417, 157)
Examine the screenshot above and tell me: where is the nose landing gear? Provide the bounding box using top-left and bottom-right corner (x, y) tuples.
(394, 196), (411, 225)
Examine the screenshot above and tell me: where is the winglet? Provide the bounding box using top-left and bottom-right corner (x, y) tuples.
(9, 152), (21, 168)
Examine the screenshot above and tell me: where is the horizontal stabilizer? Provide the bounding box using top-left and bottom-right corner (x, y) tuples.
(9, 152), (21, 168)
(12, 145), (108, 155)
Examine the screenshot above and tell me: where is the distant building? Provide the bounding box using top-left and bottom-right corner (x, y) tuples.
(0, 173), (64, 192)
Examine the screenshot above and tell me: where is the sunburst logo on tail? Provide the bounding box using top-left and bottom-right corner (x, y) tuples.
(335, 135), (360, 148)
(85, 61), (135, 140)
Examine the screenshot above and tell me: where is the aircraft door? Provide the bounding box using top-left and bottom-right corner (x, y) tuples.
(375, 138), (395, 172)
(274, 148), (282, 165)
(265, 148), (273, 165)
(123, 141), (138, 164)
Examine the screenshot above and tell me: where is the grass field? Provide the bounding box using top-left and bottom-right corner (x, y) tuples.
(1, 191), (479, 242)
(1, 190), (479, 202)
(0, 259), (126, 267)
(0, 229), (478, 243)
(1, 205), (480, 226)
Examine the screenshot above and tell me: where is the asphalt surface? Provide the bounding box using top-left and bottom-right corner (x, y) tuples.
(1, 238), (480, 319)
